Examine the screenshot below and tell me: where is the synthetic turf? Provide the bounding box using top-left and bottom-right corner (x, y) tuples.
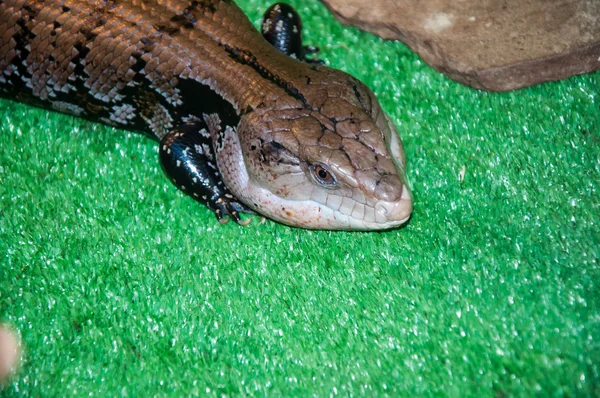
(1, 0), (598, 395)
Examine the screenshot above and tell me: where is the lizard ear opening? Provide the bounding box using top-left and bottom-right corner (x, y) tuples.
(257, 140), (301, 166)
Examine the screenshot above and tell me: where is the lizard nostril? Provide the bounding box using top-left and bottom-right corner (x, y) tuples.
(376, 202), (389, 216)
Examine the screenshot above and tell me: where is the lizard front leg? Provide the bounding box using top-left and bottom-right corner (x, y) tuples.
(159, 120), (253, 225)
(261, 3), (324, 64)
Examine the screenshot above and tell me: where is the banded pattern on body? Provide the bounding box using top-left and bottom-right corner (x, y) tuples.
(0, 0), (285, 136)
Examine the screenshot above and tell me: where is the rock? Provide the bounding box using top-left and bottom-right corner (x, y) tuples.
(320, 0), (600, 91)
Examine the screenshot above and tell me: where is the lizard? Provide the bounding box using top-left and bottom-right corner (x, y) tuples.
(0, 0), (412, 230)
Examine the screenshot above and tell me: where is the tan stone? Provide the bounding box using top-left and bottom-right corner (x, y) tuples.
(320, 0), (600, 91)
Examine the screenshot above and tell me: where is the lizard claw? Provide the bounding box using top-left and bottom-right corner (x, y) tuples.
(211, 197), (255, 226)
(235, 214), (253, 226)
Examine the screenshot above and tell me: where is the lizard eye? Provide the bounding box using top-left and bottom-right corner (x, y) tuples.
(310, 163), (337, 186)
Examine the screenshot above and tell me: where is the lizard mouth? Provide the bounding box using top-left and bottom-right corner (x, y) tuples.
(241, 181), (413, 230)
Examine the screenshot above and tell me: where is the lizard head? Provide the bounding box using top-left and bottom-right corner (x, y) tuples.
(222, 70), (412, 230)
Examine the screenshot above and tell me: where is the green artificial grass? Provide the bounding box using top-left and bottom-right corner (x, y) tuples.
(1, 0), (599, 395)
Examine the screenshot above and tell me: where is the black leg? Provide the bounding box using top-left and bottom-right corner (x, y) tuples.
(261, 3), (324, 64)
(159, 121), (253, 225)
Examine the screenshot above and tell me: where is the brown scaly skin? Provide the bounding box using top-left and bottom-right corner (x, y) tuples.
(0, 0), (412, 230)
